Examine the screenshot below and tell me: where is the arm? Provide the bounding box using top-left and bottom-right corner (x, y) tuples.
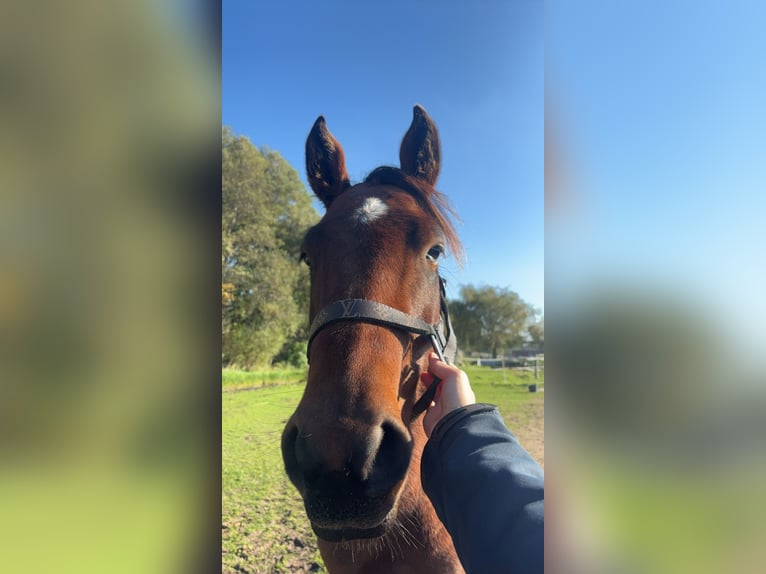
(419, 356), (544, 574)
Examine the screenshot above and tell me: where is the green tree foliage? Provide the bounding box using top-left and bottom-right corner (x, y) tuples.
(528, 318), (544, 349)
(222, 127), (318, 368)
(451, 285), (534, 357)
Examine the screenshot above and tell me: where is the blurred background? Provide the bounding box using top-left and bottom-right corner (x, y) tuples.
(547, 1), (766, 572)
(0, 1), (220, 572)
(3, 0), (765, 572)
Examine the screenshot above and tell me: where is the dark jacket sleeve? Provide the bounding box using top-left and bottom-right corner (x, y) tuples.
(421, 403), (544, 574)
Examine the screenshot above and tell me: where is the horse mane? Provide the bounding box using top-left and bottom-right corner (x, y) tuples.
(363, 166), (464, 265)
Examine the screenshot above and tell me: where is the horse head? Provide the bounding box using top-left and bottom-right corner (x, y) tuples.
(282, 106), (464, 572)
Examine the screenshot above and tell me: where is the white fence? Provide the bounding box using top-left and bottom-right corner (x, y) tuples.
(461, 354), (545, 379)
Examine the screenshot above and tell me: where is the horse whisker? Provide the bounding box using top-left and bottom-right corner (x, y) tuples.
(397, 520), (424, 548)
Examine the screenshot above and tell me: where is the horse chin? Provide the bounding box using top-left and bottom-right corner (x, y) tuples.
(311, 510), (395, 542)
(312, 520), (389, 542)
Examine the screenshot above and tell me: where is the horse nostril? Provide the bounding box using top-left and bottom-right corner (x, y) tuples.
(283, 416), (412, 502)
(365, 421), (412, 497)
(282, 421), (297, 457)
(281, 420), (310, 491)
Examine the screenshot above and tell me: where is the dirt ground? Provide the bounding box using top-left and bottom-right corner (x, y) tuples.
(511, 394), (545, 467)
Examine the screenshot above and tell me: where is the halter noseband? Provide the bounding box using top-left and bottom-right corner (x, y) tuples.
(306, 277), (457, 421)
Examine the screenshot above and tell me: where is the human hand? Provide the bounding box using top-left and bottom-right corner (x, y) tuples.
(421, 353), (476, 437)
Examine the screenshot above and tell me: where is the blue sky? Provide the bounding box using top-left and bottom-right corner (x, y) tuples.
(223, 1), (544, 313)
(546, 1), (766, 363)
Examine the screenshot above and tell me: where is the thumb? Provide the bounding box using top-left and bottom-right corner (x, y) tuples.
(427, 352), (456, 378)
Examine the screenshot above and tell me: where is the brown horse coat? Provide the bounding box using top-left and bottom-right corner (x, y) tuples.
(282, 106), (465, 573)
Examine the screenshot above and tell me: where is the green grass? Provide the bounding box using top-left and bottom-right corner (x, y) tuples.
(222, 366), (544, 573)
(463, 363), (543, 386)
(465, 366), (545, 457)
(222, 382), (323, 573)
(222, 367), (307, 391)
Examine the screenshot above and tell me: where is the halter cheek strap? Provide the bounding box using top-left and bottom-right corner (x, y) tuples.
(411, 277), (456, 420)
(305, 277), (457, 421)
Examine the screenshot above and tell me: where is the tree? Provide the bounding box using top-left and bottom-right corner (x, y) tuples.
(528, 317), (544, 349)
(222, 127), (318, 368)
(451, 285), (533, 358)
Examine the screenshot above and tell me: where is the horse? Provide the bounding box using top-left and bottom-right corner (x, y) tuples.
(281, 105), (465, 573)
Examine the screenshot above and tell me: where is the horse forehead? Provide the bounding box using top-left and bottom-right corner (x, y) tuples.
(316, 186), (435, 256)
(334, 184), (423, 223)
(354, 196), (389, 224)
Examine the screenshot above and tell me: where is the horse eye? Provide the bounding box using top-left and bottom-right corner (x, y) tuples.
(426, 246), (443, 263)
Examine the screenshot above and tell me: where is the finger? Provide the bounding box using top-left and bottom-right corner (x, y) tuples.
(420, 371), (436, 387)
(427, 352), (459, 379)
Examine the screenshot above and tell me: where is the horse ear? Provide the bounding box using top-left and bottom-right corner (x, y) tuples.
(306, 116), (350, 208)
(399, 105), (441, 186)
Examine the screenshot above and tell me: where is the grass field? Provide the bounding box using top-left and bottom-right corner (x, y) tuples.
(222, 366), (544, 574)
(222, 367), (306, 392)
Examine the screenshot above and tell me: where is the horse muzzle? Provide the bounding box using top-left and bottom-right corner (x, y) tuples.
(281, 413), (412, 540)
(304, 486), (399, 543)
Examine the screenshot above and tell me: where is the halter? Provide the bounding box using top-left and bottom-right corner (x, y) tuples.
(306, 276), (457, 421)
